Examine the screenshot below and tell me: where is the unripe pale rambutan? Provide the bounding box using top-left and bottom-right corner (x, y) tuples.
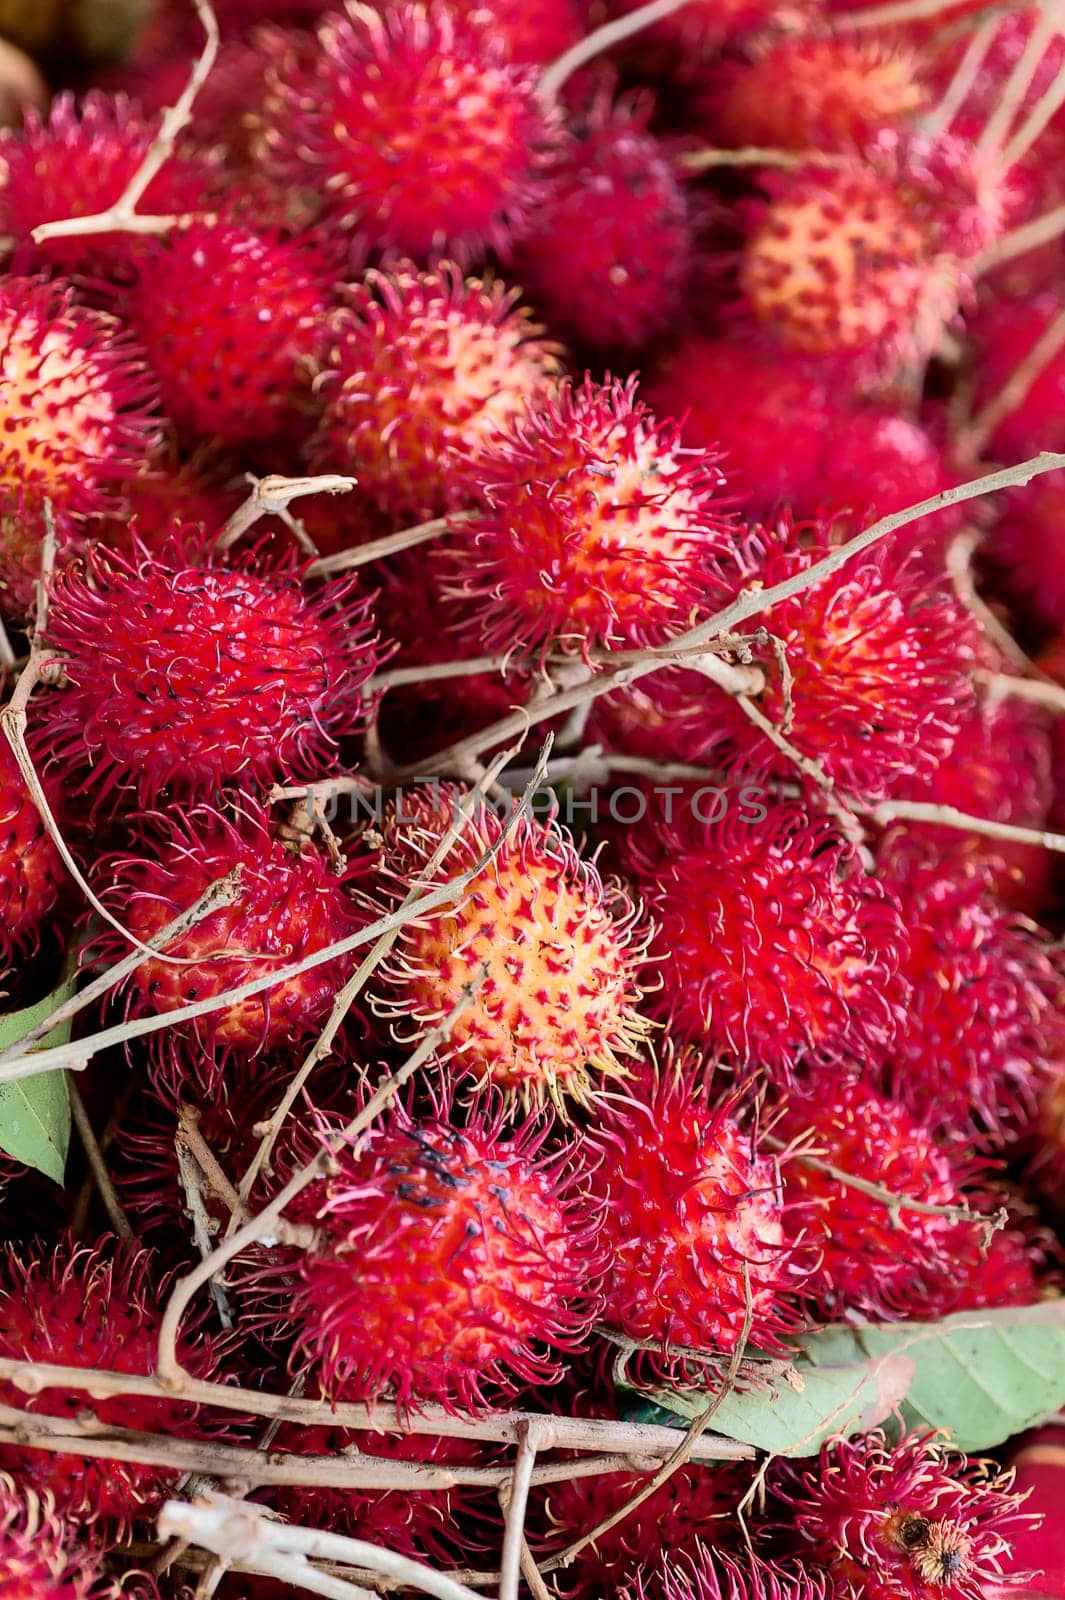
(262, 2), (560, 261)
(439, 374), (734, 656)
(620, 1547), (829, 1600)
(279, 1090), (604, 1408)
(369, 784), (650, 1110)
(703, 33), (927, 152)
(512, 89), (693, 352)
(0, 277), (159, 614)
(311, 263), (562, 520)
(774, 1430), (1034, 1600)
(0, 737), (65, 962)
(879, 839), (1062, 1142)
(620, 797), (908, 1078)
(697, 518), (976, 801)
(587, 1056), (809, 1362)
(126, 221), (331, 451)
(89, 797), (368, 1057)
(0, 1474), (97, 1599)
(774, 1072), (989, 1322)
(0, 92), (219, 278)
(0, 1240), (224, 1533)
(38, 536), (379, 804)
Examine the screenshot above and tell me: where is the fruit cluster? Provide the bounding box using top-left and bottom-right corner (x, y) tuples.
(0, 0), (1064, 1596)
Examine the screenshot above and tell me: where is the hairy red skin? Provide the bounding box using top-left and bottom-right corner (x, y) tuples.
(0, 1473), (98, 1599)
(277, 1092), (604, 1410)
(463, 0), (583, 63)
(89, 798), (369, 1058)
(620, 796), (909, 1079)
(311, 263), (562, 520)
(513, 89), (693, 352)
(0, 1242), (225, 1535)
(774, 1430), (1035, 1600)
(39, 536), (380, 804)
(261, 2), (561, 261)
(585, 1059), (809, 1365)
(970, 297), (1065, 462)
(439, 374), (735, 657)
(620, 1548), (830, 1600)
(986, 469), (1065, 641)
(0, 737), (65, 962)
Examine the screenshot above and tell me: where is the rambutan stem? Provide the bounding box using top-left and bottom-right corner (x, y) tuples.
(499, 1423), (544, 1600)
(924, 13), (1002, 136)
(836, 0), (1012, 29)
(0, 620), (14, 673)
(538, 0), (696, 103)
(677, 147), (809, 172)
(964, 306), (1065, 457)
(979, 669), (1065, 713)
(309, 515), (459, 577)
(946, 529), (1035, 672)
(866, 799), (1065, 854)
(67, 1079), (135, 1245)
(975, 201), (1065, 275)
(216, 473), (358, 554)
(976, 4), (1059, 157)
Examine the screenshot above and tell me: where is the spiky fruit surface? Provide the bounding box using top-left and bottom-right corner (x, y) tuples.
(90, 798), (367, 1057)
(775, 1073), (986, 1322)
(700, 518), (975, 801)
(0, 1475), (96, 1600)
(0, 737), (64, 962)
(705, 34), (926, 151)
(262, 2), (558, 260)
(776, 1430), (1033, 1600)
(464, 0), (583, 63)
(0, 277), (158, 613)
(0, 1242), (221, 1533)
(440, 374), (733, 656)
(127, 222), (329, 450)
(620, 1548), (829, 1600)
(282, 1093), (603, 1408)
(312, 264), (562, 520)
(987, 469), (1065, 639)
(39, 537), (378, 803)
(513, 90), (692, 352)
(370, 785), (649, 1110)
(620, 798), (907, 1078)
(586, 1059), (807, 1360)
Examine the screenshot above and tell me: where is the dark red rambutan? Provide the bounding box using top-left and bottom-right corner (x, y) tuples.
(774, 1072), (989, 1323)
(0, 737), (65, 962)
(92, 453), (244, 555)
(0, 1474), (97, 1599)
(262, 2), (560, 261)
(696, 517), (976, 802)
(969, 294), (1065, 461)
(948, 1200), (1056, 1311)
(88, 796), (368, 1057)
(0, 92), (219, 278)
(513, 88), (693, 352)
(368, 784), (651, 1111)
(879, 839), (1062, 1143)
(277, 1089), (603, 1409)
(439, 374), (734, 657)
(38, 535), (380, 804)
(0, 1240), (224, 1533)
(126, 221), (331, 451)
(0, 277), (159, 614)
(311, 263), (562, 520)
(620, 797), (908, 1079)
(774, 1430), (1034, 1600)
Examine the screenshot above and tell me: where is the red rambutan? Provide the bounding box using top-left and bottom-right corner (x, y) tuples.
(368, 784), (650, 1110)
(620, 1547), (829, 1600)
(969, 293), (1065, 461)
(463, 0), (583, 64)
(261, 2), (560, 261)
(0, 1474), (97, 1599)
(604, 0), (810, 71)
(278, 1089), (603, 1409)
(0, 1240), (224, 1533)
(38, 535), (380, 804)
(311, 263), (562, 520)
(0, 737), (65, 962)
(620, 797), (908, 1079)
(88, 796), (368, 1057)
(439, 374), (734, 656)
(774, 1430), (1034, 1600)
(512, 88), (693, 352)
(586, 1056), (808, 1364)
(985, 468), (1065, 639)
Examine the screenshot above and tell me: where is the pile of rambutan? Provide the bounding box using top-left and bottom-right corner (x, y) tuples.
(1, 0), (1065, 1594)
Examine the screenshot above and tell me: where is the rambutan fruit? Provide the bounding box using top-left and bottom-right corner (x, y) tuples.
(126, 221), (331, 452)
(0, 277), (159, 614)
(464, 0), (583, 64)
(968, 294), (1065, 461)
(878, 839), (1062, 1143)
(774, 1430), (1034, 1600)
(89, 797), (368, 1058)
(277, 1089), (603, 1409)
(0, 1474), (97, 1599)
(620, 797), (908, 1078)
(694, 517), (976, 802)
(621, 1547), (829, 1600)
(368, 784), (650, 1111)
(0, 92), (219, 279)
(774, 1072), (989, 1323)
(261, 2), (560, 261)
(0, 737), (65, 962)
(0, 1240), (224, 1533)
(512, 88), (693, 352)
(38, 535), (380, 804)
(439, 374), (734, 657)
(311, 263), (563, 520)
(604, 0), (810, 72)
(985, 468), (1065, 640)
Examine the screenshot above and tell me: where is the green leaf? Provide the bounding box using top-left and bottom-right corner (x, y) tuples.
(640, 1302), (1065, 1457)
(0, 975), (76, 1184)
